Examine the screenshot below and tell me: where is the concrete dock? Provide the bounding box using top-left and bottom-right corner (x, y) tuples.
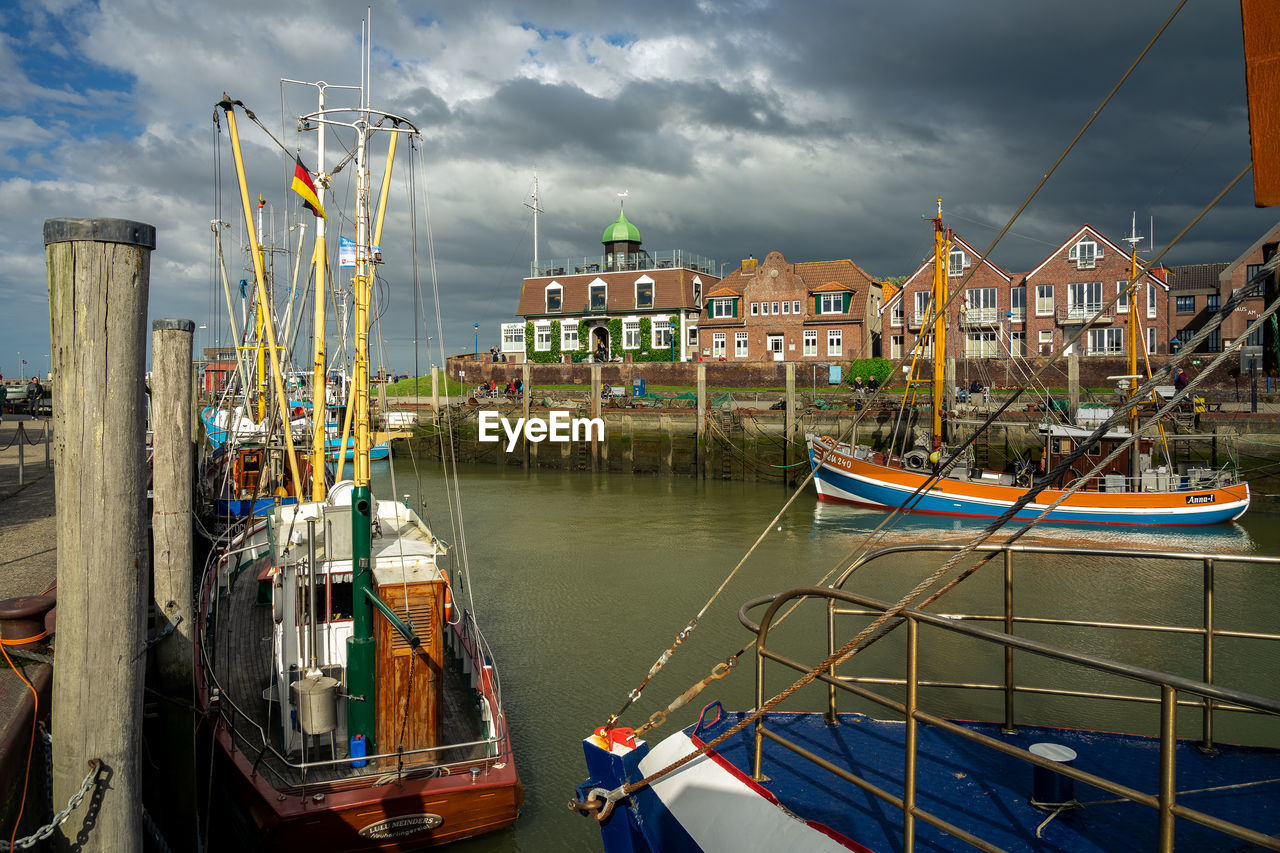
(0, 415), (56, 841)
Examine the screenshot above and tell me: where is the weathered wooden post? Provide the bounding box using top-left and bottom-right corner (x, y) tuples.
(1068, 352), (1080, 419)
(150, 319), (194, 689)
(591, 364), (602, 472)
(45, 217), (153, 852)
(522, 362), (532, 470)
(696, 363), (707, 480)
(785, 362), (796, 487)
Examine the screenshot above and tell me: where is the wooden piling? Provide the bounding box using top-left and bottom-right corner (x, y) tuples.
(696, 364), (707, 479)
(591, 364), (602, 472)
(150, 319), (195, 690)
(431, 366), (440, 425)
(785, 363), (796, 487)
(1068, 353), (1080, 419)
(522, 362), (531, 471)
(45, 217), (154, 852)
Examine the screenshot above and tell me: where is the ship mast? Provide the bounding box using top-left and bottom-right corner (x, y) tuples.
(525, 169), (542, 271)
(931, 199), (950, 448)
(1124, 215), (1144, 477)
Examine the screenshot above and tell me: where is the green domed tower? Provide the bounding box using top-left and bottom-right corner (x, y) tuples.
(602, 203), (642, 272)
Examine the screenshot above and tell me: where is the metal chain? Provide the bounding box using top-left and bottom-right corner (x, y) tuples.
(141, 806), (173, 853)
(0, 759), (101, 850)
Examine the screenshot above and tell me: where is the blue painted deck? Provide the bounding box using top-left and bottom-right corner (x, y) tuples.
(693, 711), (1280, 852)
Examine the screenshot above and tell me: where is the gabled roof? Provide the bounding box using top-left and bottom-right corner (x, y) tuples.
(810, 280), (851, 293)
(899, 231), (1011, 289)
(705, 284), (743, 298)
(1220, 219), (1280, 283)
(1023, 224), (1170, 290)
(1168, 263), (1228, 293)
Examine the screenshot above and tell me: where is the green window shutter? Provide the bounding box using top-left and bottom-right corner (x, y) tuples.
(815, 297), (823, 316)
(733, 298), (739, 318)
(843, 292), (852, 313)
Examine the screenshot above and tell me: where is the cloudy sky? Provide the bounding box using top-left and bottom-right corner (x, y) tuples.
(1, 0), (1275, 379)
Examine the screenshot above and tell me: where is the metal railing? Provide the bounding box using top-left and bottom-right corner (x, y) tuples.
(529, 249), (719, 278)
(738, 543), (1280, 852)
(1058, 304), (1114, 324)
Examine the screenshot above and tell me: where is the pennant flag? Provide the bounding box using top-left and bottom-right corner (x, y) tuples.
(291, 158), (326, 220)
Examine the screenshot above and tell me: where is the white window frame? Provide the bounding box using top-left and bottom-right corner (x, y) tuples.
(772, 301), (780, 315)
(965, 331), (998, 358)
(792, 299), (801, 314)
(914, 291), (931, 325)
(651, 319), (671, 350)
(534, 321), (552, 352)
(891, 300), (904, 327)
(1146, 327), (1156, 354)
(1038, 328), (1054, 353)
(819, 293), (843, 314)
(1009, 330), (1025, 357)
(1147, 282), (1157, 319)
(635, 275), (655, 310)
(891, 334), (904, 359)
(826, 328), (842, 357)
(710, 298), (735, 318)
(1035, 284), (1054, 317)
(589, 281), (608, 313)
(948, 248), (967, 276)
(1069, 238), (1100, 269)
(1010, 286), (1026, 321)
(965, 287), (998, 325)
(1067, 281), (1104, 321)
(803, 329), (818, 356)
(1088, 327), (1124, 355)
(750, 301), (759, 316)
(1116, 281), (1130, 313)
(545, 282), (563, 313)
(781, 300), (790, 315)
(501, 322), (525, 352)
(622, 319), (641, 350)
(734, 331), (749, 358)
(561, 322), (579, 351)
(760, 301), (769, 316)
(712, 332), (726, 358)
(687, 326), (699, 347)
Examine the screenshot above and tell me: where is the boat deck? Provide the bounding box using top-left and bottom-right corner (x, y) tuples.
(210, 566), (485, 791)
(693, 710), (1280, 852)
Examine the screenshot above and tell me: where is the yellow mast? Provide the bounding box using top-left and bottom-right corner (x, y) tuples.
(309, 87), (329, 501)
(218, 96), (304, 496)
(930, 200), (949, 446)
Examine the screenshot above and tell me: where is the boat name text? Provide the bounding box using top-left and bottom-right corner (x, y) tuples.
(358, 814), (444, 839)
(478, 410), (605, 451)
(1185, 494), (1216, 505)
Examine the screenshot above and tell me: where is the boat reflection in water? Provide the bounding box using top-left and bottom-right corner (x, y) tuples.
(809, 500), (1259, 554)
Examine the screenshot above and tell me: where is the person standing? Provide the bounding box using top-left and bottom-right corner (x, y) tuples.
(27, 376), (43, 419)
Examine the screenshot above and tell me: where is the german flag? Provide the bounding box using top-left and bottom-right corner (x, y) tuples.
(291, 157), (326, 220)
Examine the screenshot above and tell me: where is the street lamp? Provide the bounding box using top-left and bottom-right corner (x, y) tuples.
(474, 323), (480, 358)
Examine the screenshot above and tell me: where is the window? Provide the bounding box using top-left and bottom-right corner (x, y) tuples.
(687, 326), (698, 346)
(803, 329), (817, 356)
(792, 300), (801, 314)
(1039, 329), (1054, 353)
(561, 323), (579, 351)
(891, 300), (904, 326)
(1069, 238), (1100, 269)
(590, 283), (607, 312)
(652, 319), (671, 350)
(623, 320), (640, 349)
(1176, 295), (1195, 314)
(635, 278), (654, 309)
(734, 331), (749, 358)
(965, 287), (997, 325)
(914, 291), (931, 325)
(1206, 327), (1222, 352)
(1147, 327), (1156, 354)
(1067, 281), (1103, 320)
(1147, 282), (1157, 319)
(693, 277), (703, 307)
(1207, 293), (1220, 312)
(1010, 331), (1025, 357)
(501, 322), (525, 351)
(1247, 326), (1264, 346)
(1115, 281), (1129, 313)
(760, 301), (769, 316)
(827, 329), (842, 357)
(1036, 284), (1054, 317)
(891, 334), (904, 359)
(751, 302), (759, 316)
(545, 283), (562, 313)
(772, 301), (780, 315)
(966, 331), (997, 357)
(534, 322), (552, 351)
(1088, 327), (1123, 355)
(1245, 263), (1272, 295)
(819, 293), (845, 314)
(712, 332), (726, 358)
(948, 248), (968, 276)
(1010, 286), (1026, 321)
(710, 298), (736, 318)
(781, 300), (790, 315)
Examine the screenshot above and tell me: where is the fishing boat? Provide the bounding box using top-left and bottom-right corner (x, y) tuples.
(805, 206), (1250, 527)
(196, 32), (521, 850)
(574, 541), (1280, 852)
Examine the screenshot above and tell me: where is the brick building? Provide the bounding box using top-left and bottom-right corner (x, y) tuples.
(1214, 220), (1277, 371)
(697, 251), (883, 362)
(884, 225), (1171, 363)
(510, 204), (719, 362)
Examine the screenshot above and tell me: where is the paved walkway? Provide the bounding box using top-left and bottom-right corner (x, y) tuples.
(0, 415), (57, 830)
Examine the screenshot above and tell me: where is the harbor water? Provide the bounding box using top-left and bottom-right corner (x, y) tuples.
(352, 453), (1280, 853)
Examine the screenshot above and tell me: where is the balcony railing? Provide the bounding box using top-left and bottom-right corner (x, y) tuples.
(960, 306), (1001, 328)
(1058, 304), (1113, 325)
(530, 249), (719, 278)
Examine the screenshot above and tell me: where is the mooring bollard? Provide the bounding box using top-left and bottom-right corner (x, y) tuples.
(16, 422), (24, 486)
